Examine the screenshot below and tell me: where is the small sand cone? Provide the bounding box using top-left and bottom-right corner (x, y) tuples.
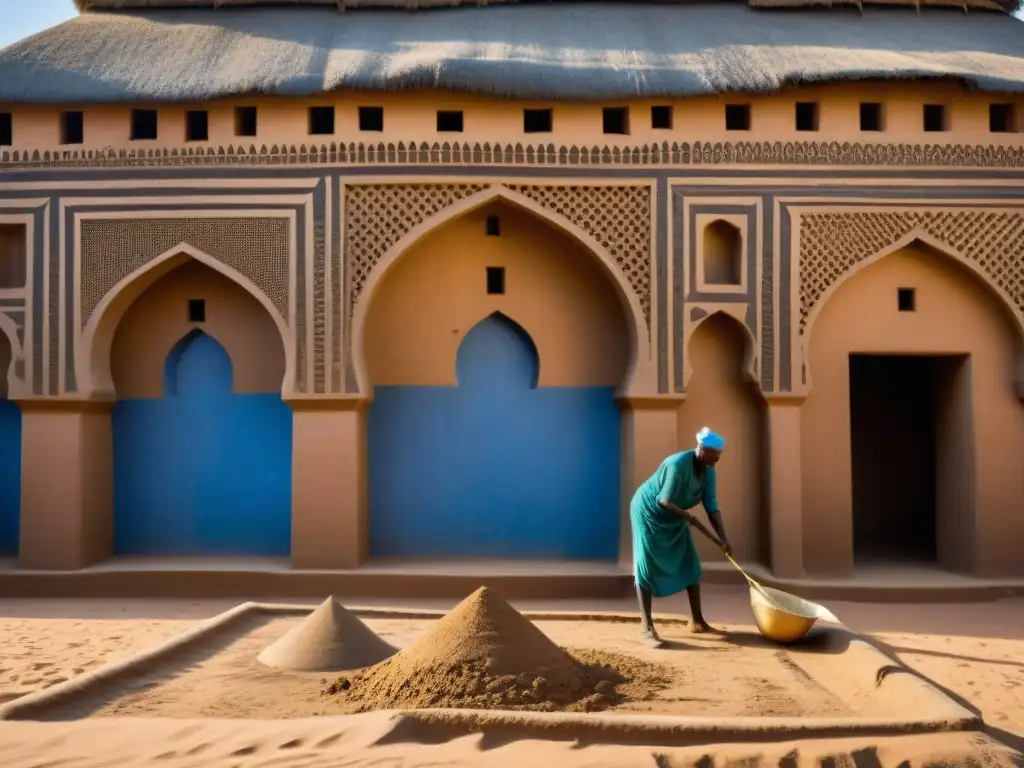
(257, 596), (397, 672)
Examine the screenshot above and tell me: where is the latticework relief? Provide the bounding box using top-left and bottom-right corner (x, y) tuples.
(79, 217), (291, 330)
(344, 183), (489, 309)
(505, 184), (652, 324)
(799, 210), (1024, 333)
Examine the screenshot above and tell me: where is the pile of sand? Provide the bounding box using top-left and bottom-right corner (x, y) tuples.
(324, 587), (659, 712)
(258, 597), (397, 672)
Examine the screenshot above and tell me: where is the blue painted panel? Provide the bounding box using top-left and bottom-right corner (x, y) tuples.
(0, 399), (21, 555)
(369, 313), (621, 560)
(113, 331), (292, 556)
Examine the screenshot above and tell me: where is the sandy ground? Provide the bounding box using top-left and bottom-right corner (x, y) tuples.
(0, 588), (1022, 765)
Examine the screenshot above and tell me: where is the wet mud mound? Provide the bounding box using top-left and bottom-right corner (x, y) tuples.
(258, 596), (397, 672)
(324, 586), (667, 712)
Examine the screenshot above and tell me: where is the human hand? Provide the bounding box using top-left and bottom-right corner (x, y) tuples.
(719, 540), (733, 557)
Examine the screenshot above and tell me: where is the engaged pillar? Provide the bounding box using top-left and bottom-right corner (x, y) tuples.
(18, 400), (114, 570)
(289, 398), (368, 569)
(764, 396), (806, 579)
(617, 396), (683, 570)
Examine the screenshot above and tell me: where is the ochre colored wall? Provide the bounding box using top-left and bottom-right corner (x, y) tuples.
(801, 243), (1024, 577)
(365, 201), (629, 388)
(4, 83), (1023, 153)
(110, 260), (285, 398)
(678, 313), (765, 564)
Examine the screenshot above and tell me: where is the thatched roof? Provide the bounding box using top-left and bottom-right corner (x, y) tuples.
(3, 2), (1024, 105)
(73, 0), (1021, 10)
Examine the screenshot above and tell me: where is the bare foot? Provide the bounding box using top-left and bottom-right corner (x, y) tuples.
(689, 621), (723, 635)
(640, 626), (665, 647)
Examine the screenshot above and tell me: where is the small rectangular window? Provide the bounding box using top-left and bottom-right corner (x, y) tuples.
(486, 216), (500, 236)
(725, 104), (750, 131)
(131, 109), (158, 141)
(436, 110), (464, 132)
(309, 106), (335, 135)
(897, 288), (915, 313)
(990, 103), (1016, 133)
(523, 108), (552, 134)
(0, 113), (11, 146)
(188, 298), (206, 323)
(486, 266), (505, 295)
(651, 105), (673, 130)
(602, 107), (629, 135)
(923, 104), (947, 133)
(186, 110), (209, 142)
(795, 102), (818, 132)
(61, 111), (84, 145)
(860, 102), (883, 132)
(234, 106), (258, 137)
(359, 106), (384, 132)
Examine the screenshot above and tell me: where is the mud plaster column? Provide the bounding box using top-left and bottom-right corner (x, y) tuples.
(764, 395), (806, 579)
(17, 401), (114, 570)
(289, 399), (368, 569)
(617, 397), (684, 569)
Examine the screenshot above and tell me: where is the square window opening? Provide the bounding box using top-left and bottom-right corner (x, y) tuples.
(486, 216), (500, 236)
(437, 110), (464, 132)
(0, 113), (11, 147)
(725, 104), (751, 131)
(897, 288), (916, 313)
(651, 105), (673, 130)
(308, 106), (335, 136)
(359, 106), (384, 132)
(795, 102), (819, 132)
(602, 107), (629, 135)
(523, 108), (553, 133)
(923, 104), (947, 133)
(186, 110), (209, 142)
(188, 299), (206, 323)
(990, 103), (1016, 133)
(234, 106), (258, 137)
(486, 266), (505, 295)
(131, 109), (158, 141)
(860, 102), (883, 132)
(61, 111), (84, 145)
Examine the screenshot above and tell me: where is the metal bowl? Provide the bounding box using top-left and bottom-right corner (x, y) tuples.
(749, 585), (819, 644)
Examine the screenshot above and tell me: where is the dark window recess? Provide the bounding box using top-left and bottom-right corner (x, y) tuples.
(0, 112), (11, 146)
(309, 106), (335, 135)
(188, 299), (206, 323)
(186, 110), (209, 141)
(61, 111), (84, 145)
(795, 102), (818, 132)
(860, 102), (883, 132)
(234, 106), (258, 137)
(359, 106), (384, 132)
(651, 105), (673, 130)
(437, 110), (464, 132)
(131, 109), (158, 140)
(923, 104), (946, 133)
(486, 216), (500, 236)
(523, 108), (553, 133)
(602, 107), (629, 135)
(897, 288), (915, 313)
(990, 103), (1016, 133)
(486, 266), (506, 295)
(725, 104), (750, 131)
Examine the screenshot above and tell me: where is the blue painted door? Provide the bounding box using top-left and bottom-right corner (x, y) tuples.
(112, 331), (292, 556)
(0, 399), (21, 556)
(369, 313), (621, 559)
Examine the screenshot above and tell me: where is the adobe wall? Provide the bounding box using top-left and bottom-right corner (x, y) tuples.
(1, 84), (1023, 575)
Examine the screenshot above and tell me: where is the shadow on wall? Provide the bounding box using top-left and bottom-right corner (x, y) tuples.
(112, 330), (292, 556)
(368, 312), (621, 560)
(0, 331), (20, 556)
(679, 312), (766, 565)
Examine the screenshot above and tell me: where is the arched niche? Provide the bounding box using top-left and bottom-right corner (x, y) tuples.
(702, 220), (743, 287)
(679, 311), (767, 565)
(353, 186), (646, 397)
(0, 325), (21, 556)
(801, 239), (1024, 578)
(163, 329), (234, 399)
(0, 313), (24, 398)
(455, 312), (540, 391)
(80, 243), (292, 399)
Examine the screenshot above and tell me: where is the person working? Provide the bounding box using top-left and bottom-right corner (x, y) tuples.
(630, 427), (732, 644)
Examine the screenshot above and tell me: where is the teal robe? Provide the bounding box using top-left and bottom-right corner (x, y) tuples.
(630, 450), (719, 598)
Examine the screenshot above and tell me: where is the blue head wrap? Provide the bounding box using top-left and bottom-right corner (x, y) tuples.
(696, 426), (726, 452)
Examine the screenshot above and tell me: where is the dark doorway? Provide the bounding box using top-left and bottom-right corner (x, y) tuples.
(849, 355), (938, 564)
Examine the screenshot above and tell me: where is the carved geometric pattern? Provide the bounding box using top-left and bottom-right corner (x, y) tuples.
(799, 210), (1024, 333)
(78, 217), (291, 329)
(345, 183), (488, 309)
(313, 205), (326, 394)
(6, 140), (1024, 169)
(506, 184), (652, 325)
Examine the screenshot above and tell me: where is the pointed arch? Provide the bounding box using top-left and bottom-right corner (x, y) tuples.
(456, 311), (541, 390)
(803, 231), (1024, 349)
(350, 185), (648, 397)
(78, 243), (294, 399)
(683, 309), (759, 391)
(0, 313), (24, 398)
